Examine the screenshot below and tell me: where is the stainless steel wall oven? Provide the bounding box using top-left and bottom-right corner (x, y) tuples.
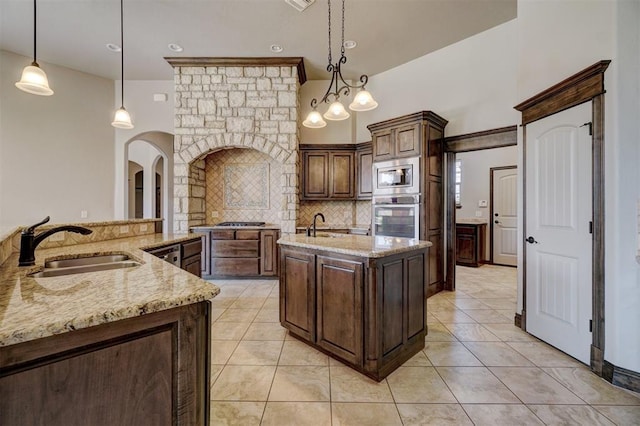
(372, 194), (420, 239)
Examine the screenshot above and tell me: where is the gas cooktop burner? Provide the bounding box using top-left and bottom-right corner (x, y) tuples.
(215, 221), (266, 227)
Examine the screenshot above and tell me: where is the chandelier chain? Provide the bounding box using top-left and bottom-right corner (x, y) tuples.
(33, 0), (37, 63)
(327, 0), (332, 65)
(340, 0), (345, 56)
(120, 0), (124, 107)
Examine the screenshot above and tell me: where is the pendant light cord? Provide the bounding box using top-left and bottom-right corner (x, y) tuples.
(120, 0), (125, 108)
(32, 0), (37, 64)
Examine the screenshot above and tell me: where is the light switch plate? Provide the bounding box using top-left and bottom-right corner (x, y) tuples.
(478, 200), (488, 208)
(475, 210), (483, 217)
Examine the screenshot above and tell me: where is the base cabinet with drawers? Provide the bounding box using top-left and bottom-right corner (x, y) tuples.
(145, 237), (202, 278)
(455, 222), (487, 267)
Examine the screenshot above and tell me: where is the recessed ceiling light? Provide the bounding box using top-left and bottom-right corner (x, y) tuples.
(270, 44), (284, 53)
(106, 43), (121, 52)
(168, 43), (184, 52)
(343, 40), (357, 49)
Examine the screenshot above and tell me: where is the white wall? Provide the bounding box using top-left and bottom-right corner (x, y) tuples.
(355, 20), (520, 141)
(457, 146), (518, 260)
(516, 0), (640, 373)
(0, 50), (115, 228)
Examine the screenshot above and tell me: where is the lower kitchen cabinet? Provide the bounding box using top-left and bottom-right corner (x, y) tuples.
(455, 223), (487, 267)
(145, 238), (203, 278)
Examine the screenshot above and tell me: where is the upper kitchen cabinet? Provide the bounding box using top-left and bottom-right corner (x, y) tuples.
(368, 112), (447, 163)
(355, 142), (373, 200)
(300, 145), (355, 200)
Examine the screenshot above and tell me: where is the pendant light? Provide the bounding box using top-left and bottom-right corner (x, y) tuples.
(15, 0), (53, 96)
(112, 0), (134, 129)
(303, 0), (378, 128)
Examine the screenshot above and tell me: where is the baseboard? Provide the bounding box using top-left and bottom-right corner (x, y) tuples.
(603, 360), (640, 393)
(514, 312), (522, 328)
(591, 345), (604, 375)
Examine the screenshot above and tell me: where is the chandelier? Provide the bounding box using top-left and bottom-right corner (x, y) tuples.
(303, 0), (378, 129)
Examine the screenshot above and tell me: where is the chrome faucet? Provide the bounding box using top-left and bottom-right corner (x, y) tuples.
(306, 212), (325, 237)
(18, 216), (93, 266)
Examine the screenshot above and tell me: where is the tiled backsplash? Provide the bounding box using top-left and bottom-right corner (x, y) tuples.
(205, 148), (283, 224)
(298, 200), (371, 228)
(0, 219), (161, 267)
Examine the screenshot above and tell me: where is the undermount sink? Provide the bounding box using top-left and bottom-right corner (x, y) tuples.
(29, 253), (141, 278)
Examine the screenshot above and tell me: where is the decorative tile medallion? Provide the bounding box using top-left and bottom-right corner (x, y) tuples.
(224, 163), (269, 209)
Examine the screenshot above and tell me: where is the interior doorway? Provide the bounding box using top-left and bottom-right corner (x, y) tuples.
(490, 166), (517, 266)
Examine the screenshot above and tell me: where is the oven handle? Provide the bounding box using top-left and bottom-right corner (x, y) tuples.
(372, 194), (421, 205)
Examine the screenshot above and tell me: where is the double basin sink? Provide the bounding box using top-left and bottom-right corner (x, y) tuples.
(29, 254), (141, 278)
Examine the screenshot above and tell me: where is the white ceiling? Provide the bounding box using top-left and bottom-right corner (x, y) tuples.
(0, 0), (517, 81)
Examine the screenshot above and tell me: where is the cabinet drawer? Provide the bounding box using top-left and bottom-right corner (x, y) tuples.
(456, 225), (475, 235)
(182, 239), (202, 259)
(211, 230), (235, 240)
(211, 240), (259, 257)
(211, 258), (259, 276)
(236, 230), (260, 240)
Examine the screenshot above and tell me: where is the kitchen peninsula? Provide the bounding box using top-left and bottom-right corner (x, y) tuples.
(278, 233), (431, 381)
(0, 230), (219, 425)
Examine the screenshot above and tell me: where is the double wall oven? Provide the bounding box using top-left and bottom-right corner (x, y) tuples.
(372, 157), (421, 240)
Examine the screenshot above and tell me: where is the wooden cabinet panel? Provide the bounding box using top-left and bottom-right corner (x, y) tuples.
(373, 130), (393, 161)
(356, 143), (373, 200)
(211, 240), (259, 258)
(300, 146), (356, 200)
(211, 258), (259, 276)
(381, 258), (404, 356)
(183, 255), (202, 277)
(236, 230), (260, 240)
(406, 253), (426, 339)
(316, 256), (363, 365)
(395, 124), (421, 158)
(330, 152), (355, 198)
(280, 249), (315, 341)
(302, 152), (329, 199)
(211, 230), (235, 240)
(260, 230), (278, 276)
(428, 126), (444, 177)
(455, 223), (487, 267)
(428, 180), (443, 231)
(182, 239), (202, 259)
(427, 233), (443, 296)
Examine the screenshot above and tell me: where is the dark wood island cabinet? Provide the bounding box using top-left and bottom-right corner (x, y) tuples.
(278, 233), (431, 381)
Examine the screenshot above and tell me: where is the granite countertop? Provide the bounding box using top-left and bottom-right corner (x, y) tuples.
(0, 233), (219, 347)
(191, 223), (280, 231)
(278, 233), (431, 258)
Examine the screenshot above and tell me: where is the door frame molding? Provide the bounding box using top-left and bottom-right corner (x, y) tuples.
(444, 126), (517, 291)
(514, 60), (610, 375)
(489, 165), (517, 266)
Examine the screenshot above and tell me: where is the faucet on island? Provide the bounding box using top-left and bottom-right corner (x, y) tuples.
(306, 212), (326, 237)
(18, 216), (93, 266)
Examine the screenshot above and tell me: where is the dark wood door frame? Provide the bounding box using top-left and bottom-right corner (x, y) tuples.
(443, 126), (518, 291)
(514, 60), (610, 376)
(489, 165), (517, 266)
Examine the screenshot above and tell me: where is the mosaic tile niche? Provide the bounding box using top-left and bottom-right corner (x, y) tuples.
(204, 148), (282, 224)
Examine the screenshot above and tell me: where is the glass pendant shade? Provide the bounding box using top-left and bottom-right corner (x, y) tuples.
(16, 64), (53, 96)
(323, 101), (350, 121)
(112, 107), (134, 129)
(349, 89), (378, 112)
(303, 110), (327, 128)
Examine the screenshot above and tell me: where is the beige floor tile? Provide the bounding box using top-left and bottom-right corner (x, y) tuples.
(332, 402), (403, 426)
(387, 367), (457, 403)
(278, 339), (329, 366)
(262, 297), (279, 310)
(474, 298), (517, 310)
(329, 365), (394, 402)
(211, 340), (239, 364)
(490, 367), (585, 404)
(594, 405), (640, 425)
(462, 404), (544, 425)
(425, 322), (458, 342)
(432, 309), (477, 323)
(424, 341), (483, 367)
(543, 367), (640, 405)
(211, 297), (237, 309)
(242, 322), (287, 341)
(253, 308), (280, 323)
(214, 284), (249, 298)
(507, 341), (586, 367)
(495, 309), (517, 320)
(268, 366), (330, 401)
(210, 307), (225, 322)
(240, 283), (275, 297)
(261, 402), (331, 426)
(229, 296), (267, 309)
(403, 350), (432, 366)
(211, 321), (251, 340)
(397, 403), (473, 425)
(436, 366), (519, 404)
(216, 308), (260, 322)
(210, 365), (276, 401)
(451, 298), (491, 309)
(211, 364), (225, 385)
(528, 405), (616, 425)
(443, 323), (501, 341)
(463, 309), (513, 324)
(463, 342), (535, 367)
(482, 323), (539, 342)
(227, 340), (283, 365)
(209, 401), (265, 426)
(426, 313), (440, 324)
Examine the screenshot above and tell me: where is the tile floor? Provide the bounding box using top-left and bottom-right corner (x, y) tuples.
(207, 265), (640, 425)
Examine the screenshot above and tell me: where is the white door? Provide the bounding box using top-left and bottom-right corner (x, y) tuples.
(492, 167), (518, 266)
(525, 102), (592, 364)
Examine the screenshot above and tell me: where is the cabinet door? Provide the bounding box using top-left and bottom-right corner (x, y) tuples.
(456, 225), (477, 266)
(280, 249), (315, 341)
(182, 255), (202, 277)
(316, 256), (363, 366)
(372, 129), (393, 161)
(260, 230), (278, 276)
(329, 152), (355, 198)
(302, 151), (329, 199)
(356, 145), (373, 200)
(395, 123), (421, 158)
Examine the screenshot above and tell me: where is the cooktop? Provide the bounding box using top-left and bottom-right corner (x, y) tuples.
(215, 221), (266, 227)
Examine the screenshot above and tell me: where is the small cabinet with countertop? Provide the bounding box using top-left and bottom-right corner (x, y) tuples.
(456, 220), (487, 267)
(278, 233), (431, 381)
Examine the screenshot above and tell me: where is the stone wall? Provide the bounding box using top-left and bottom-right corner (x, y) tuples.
(170, 62), (301, 234)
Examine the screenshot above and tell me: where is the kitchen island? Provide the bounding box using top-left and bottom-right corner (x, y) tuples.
(0, 233), (219, 425)
(278, 233), (431, 381)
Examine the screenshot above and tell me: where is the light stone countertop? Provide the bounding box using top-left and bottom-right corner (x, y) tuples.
(278, 233), (431, 258)
(456, 218), (489, 225)
(191, 223), (281, 231)
(0, 233), (219, 347)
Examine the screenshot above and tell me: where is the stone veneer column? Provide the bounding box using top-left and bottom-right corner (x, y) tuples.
(166, 58), (306, 235)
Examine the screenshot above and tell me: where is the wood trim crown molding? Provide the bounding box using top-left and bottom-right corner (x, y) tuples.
(444, 125), (517, 153)
(164, 57), (307, 84)
(514, 60), (610, 125)
(366, 111), (448, 133)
